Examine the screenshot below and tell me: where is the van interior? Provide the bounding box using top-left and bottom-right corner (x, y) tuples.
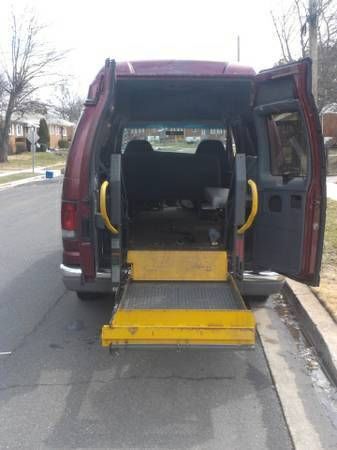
(93, 77), (258, 272)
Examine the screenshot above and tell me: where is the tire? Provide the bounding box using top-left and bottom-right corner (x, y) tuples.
(76, 292), (108, 301)
(244, 295), (269, 304)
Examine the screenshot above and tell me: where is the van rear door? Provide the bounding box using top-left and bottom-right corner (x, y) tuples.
(79, 58), (116, 281)
(252, 58), (326, 285)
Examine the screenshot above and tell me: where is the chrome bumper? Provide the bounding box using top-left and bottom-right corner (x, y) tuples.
(237, 271), (285, 296)
(60, 264), (284, 296)
(60, 264), (112, 293)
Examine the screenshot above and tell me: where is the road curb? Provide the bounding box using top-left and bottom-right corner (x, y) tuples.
(0, 172), (62, 191)
(284, 279), (337, 386)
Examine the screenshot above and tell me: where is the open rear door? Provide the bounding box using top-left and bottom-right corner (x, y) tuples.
(77, 59), (116, 281)
(252, 58), (326, 285)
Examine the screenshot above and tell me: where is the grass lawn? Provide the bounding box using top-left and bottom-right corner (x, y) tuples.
(0, 172), (36, 185)
(313, 199), (337, 321)
(0, 150), (67, 171)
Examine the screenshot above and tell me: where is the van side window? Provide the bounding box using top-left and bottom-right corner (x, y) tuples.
(267, 112), (307, 177)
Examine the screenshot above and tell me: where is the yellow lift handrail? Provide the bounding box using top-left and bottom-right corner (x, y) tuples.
(237, 179), (258, 235)
(99, 180), (119, 234)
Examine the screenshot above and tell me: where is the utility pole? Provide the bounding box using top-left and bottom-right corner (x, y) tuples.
(309, 0), (318, 103)
(237, 35), (240, 63)
(32, 128), (35, 174)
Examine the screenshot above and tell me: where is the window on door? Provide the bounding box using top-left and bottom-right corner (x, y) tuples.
(267, 111), (308, 177)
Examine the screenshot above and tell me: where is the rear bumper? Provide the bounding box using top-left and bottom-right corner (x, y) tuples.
(237, 271), (285, 296)
(60, 264), (284, 296)
(60, 264), (112, 293)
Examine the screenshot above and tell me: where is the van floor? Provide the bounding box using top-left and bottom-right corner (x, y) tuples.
(127, 206), (225, 250)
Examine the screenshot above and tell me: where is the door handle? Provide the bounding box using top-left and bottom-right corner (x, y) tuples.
(237, 179), (258, 235)
(99, 180), (119, 234)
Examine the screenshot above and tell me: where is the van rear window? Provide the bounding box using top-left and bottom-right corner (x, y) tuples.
(122, 126), (225, 154)
(267, 112), (308, 177)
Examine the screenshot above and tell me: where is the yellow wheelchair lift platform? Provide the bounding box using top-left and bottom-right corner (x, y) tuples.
(101, 250), (256, 349)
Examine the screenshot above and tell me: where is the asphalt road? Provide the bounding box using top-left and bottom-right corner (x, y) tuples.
(0, 180), (293, 449)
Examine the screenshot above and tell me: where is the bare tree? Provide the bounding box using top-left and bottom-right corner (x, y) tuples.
(271, 0), (337, 62)
(0, 11), (66, 162)
(0, 74), (6, 114)
(271, 5), (298, 63)
(54, 83), (83, 123)
(271, 0), (337, 108)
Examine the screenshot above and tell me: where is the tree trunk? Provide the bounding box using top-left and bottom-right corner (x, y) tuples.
(0, 130), (9, 163)
(0, 94), (15, 163)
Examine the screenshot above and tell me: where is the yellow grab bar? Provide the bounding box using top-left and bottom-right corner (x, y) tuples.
(237, 179), (258, 235)
(99, 180), (119, 235)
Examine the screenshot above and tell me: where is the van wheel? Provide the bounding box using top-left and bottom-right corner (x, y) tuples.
(244, 295), (269, 304)
(76, 292), (108, 301)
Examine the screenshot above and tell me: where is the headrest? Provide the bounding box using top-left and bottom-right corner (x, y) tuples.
(124, 139), (154, 154)
(196, 139), (225, 156)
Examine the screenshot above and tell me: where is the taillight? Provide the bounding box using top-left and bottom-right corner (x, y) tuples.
(61, 202), (77, 238)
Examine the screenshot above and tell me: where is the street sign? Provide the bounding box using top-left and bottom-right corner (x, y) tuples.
(27, 128), (38, 144)
(27, 126), (38, 174)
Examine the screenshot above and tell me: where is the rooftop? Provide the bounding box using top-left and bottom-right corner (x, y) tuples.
(116, 60), (256, 77)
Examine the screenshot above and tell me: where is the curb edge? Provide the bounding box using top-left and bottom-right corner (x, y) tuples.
(284, 279), (337, 386)
(0, 174), (62, 191)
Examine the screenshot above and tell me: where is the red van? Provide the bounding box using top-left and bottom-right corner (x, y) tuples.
(60, 59), (326, 349)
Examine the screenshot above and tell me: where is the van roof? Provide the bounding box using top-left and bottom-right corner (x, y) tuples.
(116, 60), (256, 77)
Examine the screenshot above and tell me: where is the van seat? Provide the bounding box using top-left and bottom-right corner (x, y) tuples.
(196, 140), (230, 186)
(123, 151), (221, 203)
(196, 139), (225, 157)
(124, 139), (154, 154)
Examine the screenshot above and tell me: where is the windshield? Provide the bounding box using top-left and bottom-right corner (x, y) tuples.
(122, 125), (226, 154)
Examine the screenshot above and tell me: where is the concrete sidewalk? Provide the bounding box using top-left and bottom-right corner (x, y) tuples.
(327, 176), (337, 201)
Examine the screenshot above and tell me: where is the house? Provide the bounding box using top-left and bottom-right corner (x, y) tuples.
(8, 120), (28, 153)
(124, 127), (224, 144)
(47, 117), (75, 148)
(322, 112), (337, 141)
(7, 114), (75, 154)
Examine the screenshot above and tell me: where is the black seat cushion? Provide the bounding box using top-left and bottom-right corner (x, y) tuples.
(123, 151), (221, 203)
